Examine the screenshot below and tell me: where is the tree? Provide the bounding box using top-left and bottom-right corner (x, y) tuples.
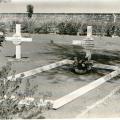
(27, 4), (34, 19)
(26, 4), (34, 34)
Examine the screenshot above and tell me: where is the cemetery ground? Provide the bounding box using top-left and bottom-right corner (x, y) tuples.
(2, 33), (120, 118)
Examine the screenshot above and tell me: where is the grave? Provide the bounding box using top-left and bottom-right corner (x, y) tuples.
(72, 26), (94, 74)
(6, 59), (120, 110)
(5, 24), (32, 60)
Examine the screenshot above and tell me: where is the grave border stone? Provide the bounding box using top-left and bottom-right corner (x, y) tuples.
(6, 59), (120, 109)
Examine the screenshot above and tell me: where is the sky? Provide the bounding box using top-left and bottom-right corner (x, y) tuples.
(0, 0), (120, 13)
(11, 0), (120, 3)
(11, 0), (119, 2)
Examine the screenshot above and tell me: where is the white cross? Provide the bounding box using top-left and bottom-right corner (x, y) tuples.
(113, 13), (116, 23)
(72, 26), (94, 60)
(87, 26), (92, 38)
(73, 26), (93, 47)
(112, 13), (117, 38)
(5, 24), (32, 59)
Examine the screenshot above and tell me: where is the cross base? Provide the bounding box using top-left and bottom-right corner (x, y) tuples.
(16, 44), (21, 59)
(7, 58), (30, 63)
(6, 56), (30, 62)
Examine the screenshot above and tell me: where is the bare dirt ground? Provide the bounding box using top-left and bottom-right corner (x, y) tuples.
(1, 34), (120, 118)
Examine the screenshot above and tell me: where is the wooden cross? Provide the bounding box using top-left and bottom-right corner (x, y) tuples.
(5, 24), (32, 59)
(72, 26), (94, 60)
(112, 13), (117, 38)
(73, 26), (94, 48)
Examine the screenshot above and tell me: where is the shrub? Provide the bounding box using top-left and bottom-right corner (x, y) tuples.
(0, 22), (6, 46)
(0, 62), (23, 119)
(57, 21), (80, 35)
(0, 62), (53, 119)
(104, 23), (114, 37)
(21, 17), (38, 34)
(81, 23), (87, 35)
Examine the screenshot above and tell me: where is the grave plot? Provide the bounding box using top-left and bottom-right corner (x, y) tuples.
(16, 64), (105, 100)
(12, 60), (119, 106)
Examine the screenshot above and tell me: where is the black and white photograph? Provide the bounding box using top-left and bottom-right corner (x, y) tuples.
(0, 0), (120, 119)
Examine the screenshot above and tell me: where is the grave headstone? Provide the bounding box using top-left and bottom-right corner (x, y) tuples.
(113, 13), (116, 23)
(77, 29), (81, 36)
(5, 24), (32, 60)
(87, 26), (92, 37)
(112, 13), (117, 38)
(77, 32), (80, 36)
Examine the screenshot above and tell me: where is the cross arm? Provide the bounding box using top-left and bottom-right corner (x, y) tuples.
(21, 37), (32, 42)
(5, 37), (32, 42)
(5, 37), (14, 41)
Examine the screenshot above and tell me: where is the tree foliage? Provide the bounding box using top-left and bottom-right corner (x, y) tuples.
(27, 4), (34, 18)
